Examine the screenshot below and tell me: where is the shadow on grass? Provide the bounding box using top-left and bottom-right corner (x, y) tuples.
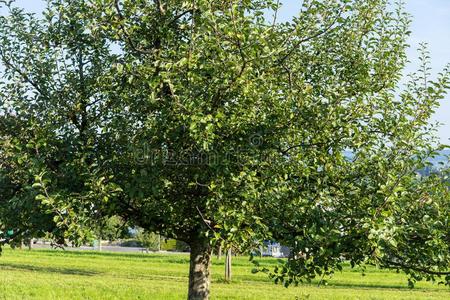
(294, 279), (443, 292)
(0, 262), (100, 276)
(315, 281), (411, 290)
(218, 276), (437, 291)
(22, 249), (186, 261)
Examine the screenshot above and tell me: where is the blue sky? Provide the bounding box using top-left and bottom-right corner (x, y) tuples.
(8, 0), (450, 142)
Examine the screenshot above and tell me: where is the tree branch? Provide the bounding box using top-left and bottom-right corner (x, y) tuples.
(384, 260), (450, 276)
(0, 50), (49, 99)
(113, 0), (153, 55)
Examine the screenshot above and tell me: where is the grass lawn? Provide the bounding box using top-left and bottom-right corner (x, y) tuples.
(0, 248), (448, 299)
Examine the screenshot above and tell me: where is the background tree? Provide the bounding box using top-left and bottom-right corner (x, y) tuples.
(0, 1), (449, 299)
(136, 229), (160, 251)
(95, 216), (131, 243)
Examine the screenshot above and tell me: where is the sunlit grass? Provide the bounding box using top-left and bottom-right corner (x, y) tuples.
(0, 248), (448, 299)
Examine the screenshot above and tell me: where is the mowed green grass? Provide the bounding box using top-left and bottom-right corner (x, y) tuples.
(0, 248), (448, 299)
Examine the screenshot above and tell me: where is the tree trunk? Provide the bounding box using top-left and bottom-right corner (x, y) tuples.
(225, 248), (232, 282)
(188, 240), (212, 300)
(217, 245), (222, 260)
(158, 234), (161, 252)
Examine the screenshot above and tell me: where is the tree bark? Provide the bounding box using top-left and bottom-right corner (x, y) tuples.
(188, 239), (212, 300)
(225, 248), (232, 282)
(217, 245), (222, 260)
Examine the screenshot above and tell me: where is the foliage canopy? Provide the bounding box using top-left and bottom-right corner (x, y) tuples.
(1, 0), (449, 298)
